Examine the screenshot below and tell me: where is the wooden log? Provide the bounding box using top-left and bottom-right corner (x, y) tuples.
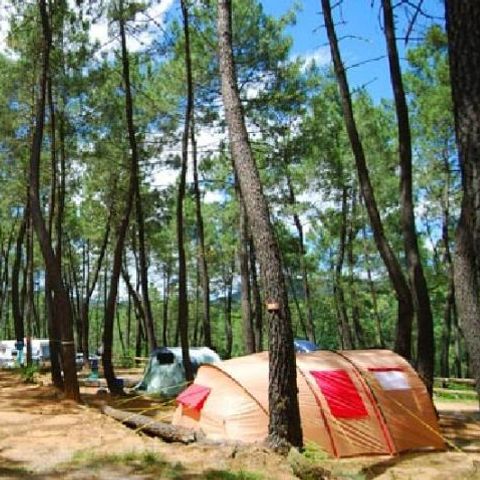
(101, 405), (199, 444)
(79, 378), (139, 388)
(434, 387), (478, 397)
(435, 377), (476, 386)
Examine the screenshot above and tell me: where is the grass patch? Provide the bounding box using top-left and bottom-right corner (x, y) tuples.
(0, 464), (32, 478)
(65, 450), (263, 479)
(288, 446), (333, 479)
(302, 442), (330, 463)
(19, 365), (39, 384)
(434, 391), (478, 402)
(67, 449), (184, 477)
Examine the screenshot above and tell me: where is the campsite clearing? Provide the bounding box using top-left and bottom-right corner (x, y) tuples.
(0, 369), (478, 479)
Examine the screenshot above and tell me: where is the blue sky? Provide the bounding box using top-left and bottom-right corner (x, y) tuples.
(261, 0), (445, 102)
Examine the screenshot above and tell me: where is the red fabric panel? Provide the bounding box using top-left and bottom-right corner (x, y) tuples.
(310, 370), (368, 419)
(176, 384), (211, 411)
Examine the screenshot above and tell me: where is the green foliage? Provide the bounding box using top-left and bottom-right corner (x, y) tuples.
(301, 442), (330, 463)
(0, 0), (468, 380)
(20, 364), (39, 384)
(67, 449), (263, 479)
(69, 449), (182, 476)
(288, 447), (332, 480)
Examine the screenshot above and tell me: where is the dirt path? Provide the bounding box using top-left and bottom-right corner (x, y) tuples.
(0, 370), (478, 479)
(0, 370), (295, 479)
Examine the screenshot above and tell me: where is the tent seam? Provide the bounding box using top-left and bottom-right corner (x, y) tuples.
(295, 360), (338, 457)
(333, 350), (397, 455)
(201, 364), (269, 416)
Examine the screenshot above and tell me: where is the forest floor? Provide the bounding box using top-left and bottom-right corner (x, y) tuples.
(0, 368), (478, 480)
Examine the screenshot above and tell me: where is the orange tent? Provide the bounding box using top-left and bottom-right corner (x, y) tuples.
(172, 350), (445, 457)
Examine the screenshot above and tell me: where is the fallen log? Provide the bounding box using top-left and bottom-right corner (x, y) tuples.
(435, 377), (476, 387)
(101, 405), (199, 444)
(434, 387), (478, 397)
(79, 378), (139, 389)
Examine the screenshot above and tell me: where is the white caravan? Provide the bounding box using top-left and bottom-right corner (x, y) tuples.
(0, 339), (50, 367)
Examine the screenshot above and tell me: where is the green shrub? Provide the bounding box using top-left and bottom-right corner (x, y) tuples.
(20, 364), (39, 384)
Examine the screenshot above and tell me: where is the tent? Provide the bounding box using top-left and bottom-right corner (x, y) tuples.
(134, 347), (220, 397)
(172, 350), (445, 457)
(294, 338), (320, 352)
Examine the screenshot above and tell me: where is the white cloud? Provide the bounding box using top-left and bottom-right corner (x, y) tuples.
(150, 123), (227, 194)
(204, 190), (225, 204)
(0, 1), (174, 58)
(87, 0), (175, 55)
(0, 4), (18, 58)
(293, 46), (331, 68)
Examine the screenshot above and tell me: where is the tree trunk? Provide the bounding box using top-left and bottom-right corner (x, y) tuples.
(135, 312), (144, 359)
(134, 179), (156, 353)
(191, 109), (211, 348)
(217, 0), (302, 451)
(452, 305), (463, 378)
(12, 210), (27, 361)
(177, 0), (195, 382)
(81, 205), (112, 363)
(162, 260), (171, 346)
(30, 0), (79, 401)
(321, 0), (414, 360)
(446, 0), (480, 400)
(122, 266), (147, 346)
(440, 279), (454, 378)
(115, 6), (156, 354)
(25, 215), (35, 366)
(45, 75), (63, 386)
(102, 6), (138, 395)
(285, 262), (308, 339)
(126, 288), (132, 353)
(362, 226), (385, 348)
(67, 241), (82, 344)
(347, 192), (364, 348)
(334, 187), (354, 349)
(223, 258), (234, 359)
(193, 263), (201, 345)
(0, 227), (14, 335)
(381, 0), (434, 393)
(286, 175), (315, 343)
(249, 237), (263, 352)
(440, 157), (455, 379)
(238, 196), (255, 354)
(44, 75), (64, 386)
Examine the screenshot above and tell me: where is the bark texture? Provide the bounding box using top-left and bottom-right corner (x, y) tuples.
(249, 237), (264, 352)
(334, 186), (354, 349)
(30, 0), (79, 401)
(446, 0), (480, 400)
(102, 5), (138, 395)
(217, 0), (302, 451)
(286, 175), (315, 344)
(321, 0), (414, 359)
(178, 0), (195, 382)
(382, 0), (434, 393)
(102, 406), (198, 443)
(191, 112), (211, 348)
(238, 195), (256, 354)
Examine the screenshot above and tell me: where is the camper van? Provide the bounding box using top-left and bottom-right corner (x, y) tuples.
(0, 339), (50, 368)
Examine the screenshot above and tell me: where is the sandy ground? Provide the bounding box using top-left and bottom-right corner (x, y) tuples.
(0, 369), (295, 479)
(0, 369), (478, 479)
